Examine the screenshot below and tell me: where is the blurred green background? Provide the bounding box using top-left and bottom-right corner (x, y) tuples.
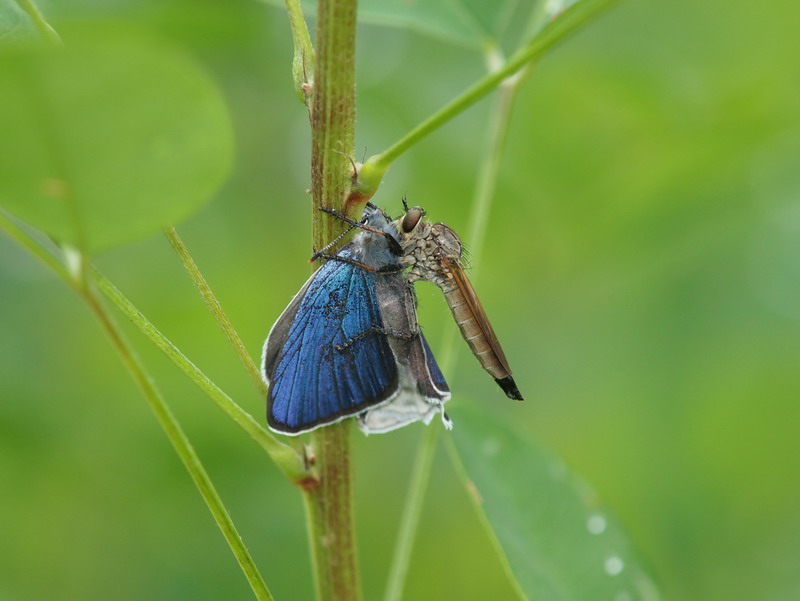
(2, 0), (800, 600)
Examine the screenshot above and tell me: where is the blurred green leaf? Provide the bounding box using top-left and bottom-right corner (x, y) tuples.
(451, 404), (661, 601)
(0, 0), (35, 42)
(357, 0), (506, 47)
(263, 0), (533, 48)
(0, 23), (233, 254)
(263, 0), (599, 49)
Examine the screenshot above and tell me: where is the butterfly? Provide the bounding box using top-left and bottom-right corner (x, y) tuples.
(262, 203), (451, 435)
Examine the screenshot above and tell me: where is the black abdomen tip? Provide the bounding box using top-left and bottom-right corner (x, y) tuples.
(495, 376), (523, 401)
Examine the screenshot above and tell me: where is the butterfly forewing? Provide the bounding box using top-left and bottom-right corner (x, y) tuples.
(264, 250), (399, 434)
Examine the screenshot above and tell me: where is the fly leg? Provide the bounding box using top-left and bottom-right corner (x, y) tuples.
(334, 327), (416, 351)
(317, 206), (403, 256)
(313, 252), (405, 274)
(313, 253), (377, 271)
(310, 224), (357, 262)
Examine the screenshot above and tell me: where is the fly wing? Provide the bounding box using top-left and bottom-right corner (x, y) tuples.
(416, 331), (450, 399)
(357, 330), (452, 434)
(264, 256), (399, 434)
(445, 257), (512, 374)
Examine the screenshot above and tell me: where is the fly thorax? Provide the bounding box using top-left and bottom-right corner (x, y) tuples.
(429, 223), (462, 260)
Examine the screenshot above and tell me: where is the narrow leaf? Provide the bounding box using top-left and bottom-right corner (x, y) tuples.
(0, 23), (233, 254)
(451, 404), (661, 601)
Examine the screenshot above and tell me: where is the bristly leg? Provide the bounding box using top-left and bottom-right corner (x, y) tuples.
(312, 253), (377, 272)
(333, 326), (416, 351)
(310, 225), (356, 262)
(319, 206), (403, 256)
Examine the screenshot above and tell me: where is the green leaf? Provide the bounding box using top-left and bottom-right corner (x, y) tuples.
(0, 0), (36, 43)
(357, 0), (499, 47)
(451, 404), (661, 601)
(265, 0), (603, 49)
(263, 0), (530, 48)
(0, 23), (233, 254)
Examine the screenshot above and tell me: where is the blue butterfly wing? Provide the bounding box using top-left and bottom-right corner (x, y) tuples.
(264, 256), (399, 434)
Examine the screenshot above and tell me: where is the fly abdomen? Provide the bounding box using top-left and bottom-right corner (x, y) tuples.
(442, 280), (511, 383)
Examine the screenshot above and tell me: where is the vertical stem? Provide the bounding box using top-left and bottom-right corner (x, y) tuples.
(311, 0), (358, 232)
(304, 423), (360, 601)
(303, 1), (362, 600)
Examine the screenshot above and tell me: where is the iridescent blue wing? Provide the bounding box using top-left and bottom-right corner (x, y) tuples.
(263, 255), (399, 434)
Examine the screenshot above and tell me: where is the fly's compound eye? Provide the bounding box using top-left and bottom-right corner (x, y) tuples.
(402, 207), (424, 233)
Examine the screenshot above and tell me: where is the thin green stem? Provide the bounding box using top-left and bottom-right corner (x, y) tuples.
(0, 211), (73, 286)
(92, 269), (308, 482)
(303, 0), (362, 600)
(305, 423), (360, 601)
(14, 0), (61, 45)
(81, 285), (275, 601)
(311, 0), (358, 227)
(164, 226), (268, 398)
(284, 0), (316, 107)
(366, 0), (616, 172)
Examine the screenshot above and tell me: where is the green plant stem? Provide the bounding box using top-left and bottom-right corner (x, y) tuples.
(164, 226), (268, 398)
(304, 423), (360, 601)
(92, 269), (308, 482)
(302, 0), (362, 600)
(81, 286), (275, 601)
(14, 0), (61, 45)
(284, 0), (316, 106)
(0, 211), (73, 286)
(366, 0), (616, 172)
(310, 0), (359, 225)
